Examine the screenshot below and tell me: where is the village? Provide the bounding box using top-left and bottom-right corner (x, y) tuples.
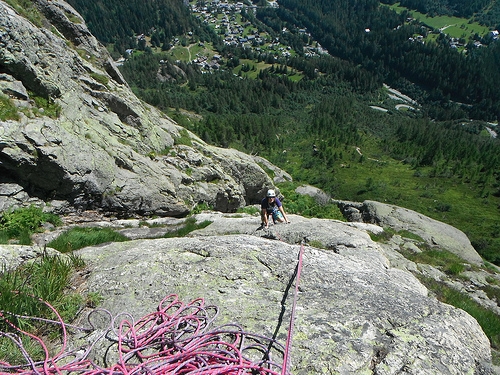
(186, 0), (328, 72)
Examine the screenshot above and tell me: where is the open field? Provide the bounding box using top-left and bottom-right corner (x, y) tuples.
(384, 2), (491, 40)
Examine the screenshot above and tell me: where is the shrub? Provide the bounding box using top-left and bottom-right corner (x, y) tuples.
(0, 206), (62, 244)
(277, 182), (345, 221)
(47, 226), (129, 253)
(0, 94), (20, 121)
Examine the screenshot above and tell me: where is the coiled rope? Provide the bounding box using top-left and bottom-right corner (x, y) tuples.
(0, 294), (287, 374)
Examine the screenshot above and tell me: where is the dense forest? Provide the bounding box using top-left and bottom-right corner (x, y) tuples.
(256, 0), (500, 121)
(67, 0), (500, 264)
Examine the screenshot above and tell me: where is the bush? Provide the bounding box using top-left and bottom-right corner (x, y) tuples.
(277, 182), (345, 221)
(47, 226), (129, 253)
(0, 206), (62, 244)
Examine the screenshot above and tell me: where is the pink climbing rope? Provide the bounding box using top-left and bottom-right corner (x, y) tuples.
(0, 294), (287, 375)
(281, 244), (305, 375)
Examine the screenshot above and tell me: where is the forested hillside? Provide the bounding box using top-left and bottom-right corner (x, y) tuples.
(67, 0), (500, 264)
(65, 0), (216, 58)
(258, 0), (500, 121)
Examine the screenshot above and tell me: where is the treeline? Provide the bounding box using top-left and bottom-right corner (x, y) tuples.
(120, 50), (382, 114)
(256, 0), (500, 121)
(65, 0), (217, 56)
(121, 53), (500, 196)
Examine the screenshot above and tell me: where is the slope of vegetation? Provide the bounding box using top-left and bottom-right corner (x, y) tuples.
(67, 0), (500, 264)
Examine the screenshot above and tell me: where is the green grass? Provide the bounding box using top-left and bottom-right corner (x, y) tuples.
(277, 182), (345, 221)
(90, 72), (110, 86)
(0, 205), (62, 245)
(236, 206), (260, 215)
(174, 128), (193, 146)
(168, 45), (193, 61)
(369, 227), (397, 242)
(402, 247), (470, 276)
(0, 254), (86, 364)
(397, 230), (425, 242)
(421, 276), (500, 349)
(46, 227), (129, 253)
(384, 2), (491, 40)
(32, 95), (62, 118)
(190, 202), (213, 215)
(234, 59), (304, 80)
(0, 94), (20, 121)
(325, 151), (500, 263)
(482, 284), (500, 304)
(164, 217), (212, 237)
(3, 0), (43, 27)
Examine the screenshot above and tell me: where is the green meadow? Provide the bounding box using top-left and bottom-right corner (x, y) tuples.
(384, 2), (491, 40)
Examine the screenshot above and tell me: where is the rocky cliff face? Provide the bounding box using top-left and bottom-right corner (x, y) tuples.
(1, 2), (499, 374)
(1, 212), (498, 373)
(0, 0), (277, 217)
(60, 214), (496, 374)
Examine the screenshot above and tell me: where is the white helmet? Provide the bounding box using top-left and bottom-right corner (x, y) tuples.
(266, 189), (276, 197)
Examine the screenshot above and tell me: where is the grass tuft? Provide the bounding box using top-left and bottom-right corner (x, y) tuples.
(403, 248), (469, 276)
(0, 254), (86, 363)
(0, 206), (62, 244)
(420, 276), (500, 349)
(46, 227), (129, 253)
(164, 217), (212, 238)
(236, 206), (260, 215)
(0, 94), (20, 121)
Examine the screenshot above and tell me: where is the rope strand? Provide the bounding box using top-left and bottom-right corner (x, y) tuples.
(0, 294), (287, 375)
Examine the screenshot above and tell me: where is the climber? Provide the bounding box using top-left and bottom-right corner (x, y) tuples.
(260, 189), (290, 228)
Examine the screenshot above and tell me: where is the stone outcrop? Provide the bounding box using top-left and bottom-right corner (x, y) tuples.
(2, 212), (499, 373)
(338, 200), (484, 265)
(61, 213), (495, 374)
(0, 0), (281, 217)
